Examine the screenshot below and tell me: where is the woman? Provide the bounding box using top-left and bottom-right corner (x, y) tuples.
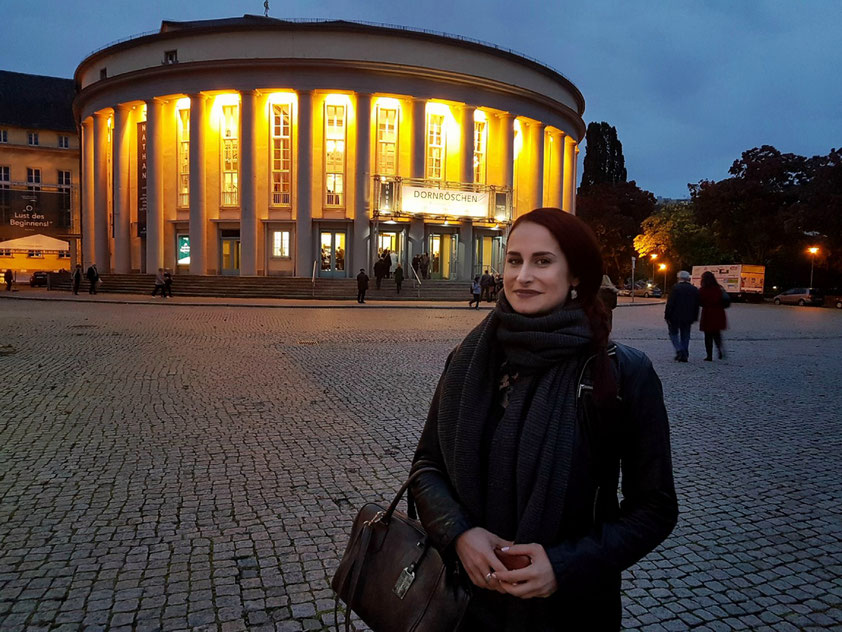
(469, 276), (482, 309)
(699, 271), (727, 361)
(411, 208), (677, 631)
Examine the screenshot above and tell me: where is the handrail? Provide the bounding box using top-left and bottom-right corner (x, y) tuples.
(410, 261), (422, 298)
(311, 259), (317, 297)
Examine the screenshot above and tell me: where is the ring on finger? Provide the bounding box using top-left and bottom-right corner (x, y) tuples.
(484, 572), (493, 582)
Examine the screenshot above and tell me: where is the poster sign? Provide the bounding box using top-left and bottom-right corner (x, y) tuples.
(137, 121), (147, 237)
(177, 235), (190, 265)
(0, 190), (72, 240)
(400, 184), (489, 218)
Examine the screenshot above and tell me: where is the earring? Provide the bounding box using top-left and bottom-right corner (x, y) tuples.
(570, 287), (578, 300)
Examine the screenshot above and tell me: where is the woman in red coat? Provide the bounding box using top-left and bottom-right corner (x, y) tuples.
(699, 271), (727, 360)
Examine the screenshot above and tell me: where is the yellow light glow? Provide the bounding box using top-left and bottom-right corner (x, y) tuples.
(376, 97), (401, 110)
(808, 247), (819, 254)
(213, 93), (241, 108)
(267, 91), (296, 105)
(513, 119), (523, 159)
(175, 97), (191, 110)
(659, 264), (667, 271)
(324, 93), (351, 106)
(474, 109), (487, 123)
(650, 253), (658, 260)
(426, 102), (451, 117)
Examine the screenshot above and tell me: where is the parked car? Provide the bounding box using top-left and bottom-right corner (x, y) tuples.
(822, 288), (842, 309)
(632, 282), (662, 298)
(772, 287), (824, 306)
(29, 271), (48, 287)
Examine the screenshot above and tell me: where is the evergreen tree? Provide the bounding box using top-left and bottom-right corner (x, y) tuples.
(579, 122), (627, 192)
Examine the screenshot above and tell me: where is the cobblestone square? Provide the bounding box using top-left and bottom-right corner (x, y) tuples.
(1, 299), (840, 631)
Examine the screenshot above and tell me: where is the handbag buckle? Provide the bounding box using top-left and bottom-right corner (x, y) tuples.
(393, 566), (416, 599)
(363, 510), (386, 527)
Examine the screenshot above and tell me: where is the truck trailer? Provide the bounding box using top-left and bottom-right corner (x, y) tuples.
(690, 264), (765, 301)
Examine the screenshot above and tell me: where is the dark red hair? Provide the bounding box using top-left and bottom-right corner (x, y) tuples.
(509, 208), (617, 402)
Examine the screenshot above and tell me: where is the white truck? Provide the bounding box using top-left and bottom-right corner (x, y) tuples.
(691, 264), (765, 301)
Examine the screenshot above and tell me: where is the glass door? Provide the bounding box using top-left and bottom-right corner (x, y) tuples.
(377, 231), (405, 272)
(319, 231), (346, 278)
(428, 233), (457, 280)
(475, 235), (504, 278)
(221, 238), (241, 275)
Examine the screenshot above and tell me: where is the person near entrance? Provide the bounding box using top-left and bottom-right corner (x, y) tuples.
(480, 269), (494, 301)
(394, 264), (404, 294)
(664, 270), (700, 362)
(164, 269), (173, 298)
(356, 268), (369, 304)
(412, 254), (421, 279)
(4, 268), (12, 291)
(72, 265), (83, 294)
(420, 253), (430, 279)
(152, 268), (166, 298)
(374, 258), (386, 290)
(86, 263), (99, 294)
(381, 249), (392, 279)
(469, 275), (482, 309)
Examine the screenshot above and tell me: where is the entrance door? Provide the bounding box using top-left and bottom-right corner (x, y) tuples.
(319, 231), (346, 278)
(377, 231), (404, 273)
(221, 237), (241, 275)
(428, 233), (458, 280)
(475, 235), (504, 278)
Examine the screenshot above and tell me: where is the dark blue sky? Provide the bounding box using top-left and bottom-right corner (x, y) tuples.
(4, 0), (840, 198)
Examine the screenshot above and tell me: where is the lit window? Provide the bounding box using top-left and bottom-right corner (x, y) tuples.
(272, 231), (291, 258)
(27, 168), (41, 191)
(0, 166), (9, 188)
(28, 132), (39, 146)
(426, 113), (445, 180)
(58, 170), (71, 227)
(271, 103), (292, 205)
(474, 120), (487, 184)
(325, 103), (345, 206)
(0, 130), (8, 143)
(178, 108), (190, 207)
(58, 135), (69, 148)
(376, 107), (398, 176)
(221, 104), (239, 206)
(0, 167), (9, 214)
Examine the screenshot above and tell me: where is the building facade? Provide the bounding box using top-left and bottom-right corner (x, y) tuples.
(74, 16), (585, 279)
(0, 71), (80, 279)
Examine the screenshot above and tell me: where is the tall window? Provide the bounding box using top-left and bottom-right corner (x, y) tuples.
(325, 104), (346, 206)
(0, 166), (9, 215)
(376, 107), (398, 176)
(426, 113), (445, 180)
(473, 119), (487, 184)
(27, 168), (41, 191)
(58, 135), (70, 148)
(272, 230), (291, 258)
(0, 166), (9, 188)
(27, 132), (39, 146)
(221, 104), (239, 206)
(177, 108), (190, 207)
(271, 103), (292, 205)
(1, 130), (8, 143)
(58, 170), (72, 228)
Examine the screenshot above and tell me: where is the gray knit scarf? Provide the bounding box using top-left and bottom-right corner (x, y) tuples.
(437, 290), (593, 546)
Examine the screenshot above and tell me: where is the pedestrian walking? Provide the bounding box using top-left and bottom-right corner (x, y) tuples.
(480, 269), (493, 301)
(4, 268), (12, 291)
(412, 254), (421, 279)
(85, 263), (99, 294)
(164, 269), (173, 298)
(410, 208), (677, 631)
(699, 271), (728, 361)
(374, 258), (385, 290)
(393, 263), (404, 294)
(356, 268), (369, 303)
(382, 250), (392, 279)
(664, 270), (700, 362)
(72, 265), (82, 295)
(420, 253), (429, 280)
(152, 268), (166, 297)
(469, 275), (482, 308)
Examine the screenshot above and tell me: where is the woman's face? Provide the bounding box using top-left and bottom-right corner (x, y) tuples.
(504, 222), (577, 315)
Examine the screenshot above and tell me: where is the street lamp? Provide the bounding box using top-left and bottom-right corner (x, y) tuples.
(808, 247), (819, 287)
(659, 263), (667, 292)
(650, 253), (658, 283)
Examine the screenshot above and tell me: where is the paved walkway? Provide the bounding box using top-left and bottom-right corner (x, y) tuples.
(0, 300), (839, 631)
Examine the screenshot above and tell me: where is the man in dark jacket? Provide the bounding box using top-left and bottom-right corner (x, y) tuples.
(356, 268), (369, 304)
(373, 258), (385, 290)
(664, 270), (700, 362)
(4, 268), (12, 291)
(480, 269), (494, 301)
(85, 263), (99, 295)
(72, 265), (83, 294)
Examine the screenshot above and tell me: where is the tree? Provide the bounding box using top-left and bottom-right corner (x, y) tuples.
(633, 202), (725, 272)
(579, 122), (627, 192)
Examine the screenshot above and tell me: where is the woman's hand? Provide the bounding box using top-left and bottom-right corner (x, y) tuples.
(492, 543), (558, 599)
(454, 528), (512, 593)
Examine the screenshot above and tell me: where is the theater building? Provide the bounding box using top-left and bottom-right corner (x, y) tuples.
(74, 16), (585, 279)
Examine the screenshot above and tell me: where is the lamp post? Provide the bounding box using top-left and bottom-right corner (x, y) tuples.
(808, 247), (819, 287)
(650, 253), (658, 283)
(659, 263), (667, 293)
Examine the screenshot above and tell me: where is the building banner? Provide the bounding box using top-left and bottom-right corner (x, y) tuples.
(0, 190), (72, 240)
(137, 121), (147, 238)
(400, 184), (489, 218)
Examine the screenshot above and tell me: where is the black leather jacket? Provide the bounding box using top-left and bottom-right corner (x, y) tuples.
(411, 342), (678, 630)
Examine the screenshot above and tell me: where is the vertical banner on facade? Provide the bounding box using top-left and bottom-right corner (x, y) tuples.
(137, 121), (147, 238)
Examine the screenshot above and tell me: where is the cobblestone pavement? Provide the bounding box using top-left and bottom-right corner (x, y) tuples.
(0, 300), (840, 631)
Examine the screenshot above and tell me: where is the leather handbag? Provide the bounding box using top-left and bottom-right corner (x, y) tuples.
(331, 466), (470, 632)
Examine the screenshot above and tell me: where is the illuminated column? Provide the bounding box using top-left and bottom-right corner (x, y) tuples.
(501, 113), (514, 190)
(533, 123), (545, 211)
(354, 93), (371, 273)
(112, 104), (131, 273)
(240, 90), (258, 276)
(459, 222), (473, 281)
(562, 135), (576, 212)
(551, 132), (565, 209)
(92, 110), (110, 271)
(189, 93), (207, 275)
(572, 144), (579, 215)
(81, 118), (95, 265)
(411, 98), (426, 179)
(295, 90), (313, 276)
(145, 98), (164, 272)
(461, 106), (475, 184)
